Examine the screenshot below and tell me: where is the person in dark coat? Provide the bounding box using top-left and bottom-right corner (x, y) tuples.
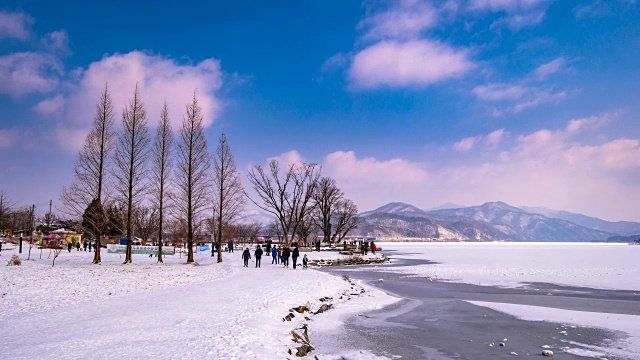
(83, 240), (88, 251)
(266, 242), (271, 256)
(282, 245), (291, 267)
(241, 247), (251, 267)
(67, 242), (72, 253)
(76, 241), (80, 251)
(88, 241), (92, 252)
(278, 246), (283, 264)
(292, 246), (300, 269)
(229, 240), (235, 253)
(254, 245), (263, 268)
(271, 246), (278, 264)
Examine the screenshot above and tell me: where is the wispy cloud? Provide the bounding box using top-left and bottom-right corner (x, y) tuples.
(358, 1), (438, 40)
(534, 57), (566, 79)
(454, 128), (507, 152)
(0, 52), (63, 97)
(468, 0), (552, 30)
(0, 11), (33, 40)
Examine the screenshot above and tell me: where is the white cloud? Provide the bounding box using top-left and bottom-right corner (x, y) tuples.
(267, 150), (306, 170)
(358, 1), (438, 40)
(349, 40), (475, 89)
(534, 57), (566, 79)
(308, 113), (640, 221)
(41, 31), (70, 55)
(454, 128), (506, 152)
(454, 136), (480, 152)
(324, 150), (428, 184)
(0, 11), (33, 40)
(472, 83), (528, 101)
(63, 51), (224, 137)
(468, 0), (546, 11)
(33, 94), (65, 115)
(0, 52), (62, 97)
(469, 0), (551, 30)
(473, 82), (568, 116)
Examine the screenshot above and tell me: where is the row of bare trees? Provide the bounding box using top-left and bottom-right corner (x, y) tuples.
(61, 84), (245, 264)
(59, 83), (358, 265)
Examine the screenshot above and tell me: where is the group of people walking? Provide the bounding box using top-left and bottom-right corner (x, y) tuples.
(241, 243), (308, 269)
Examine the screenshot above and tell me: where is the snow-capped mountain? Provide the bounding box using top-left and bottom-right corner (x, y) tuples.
(355, 201), (625, 242)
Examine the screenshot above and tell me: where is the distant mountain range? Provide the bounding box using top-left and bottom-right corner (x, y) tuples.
(354, 201), (640, 242)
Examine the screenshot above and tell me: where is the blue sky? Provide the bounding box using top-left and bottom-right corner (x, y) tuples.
(1, 0), (639, 222)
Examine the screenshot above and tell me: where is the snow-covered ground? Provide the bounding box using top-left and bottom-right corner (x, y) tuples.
(372, 242), (640, 291)
(0, 243), (397, 359)
(2, 241), (639, 359)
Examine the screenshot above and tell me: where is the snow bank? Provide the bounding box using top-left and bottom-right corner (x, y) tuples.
(369, 242), (640, 291)
(0, 244), (398, 359)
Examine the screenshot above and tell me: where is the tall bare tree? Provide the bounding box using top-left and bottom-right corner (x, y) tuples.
(313, 177), (343, 244)
(212, 132), (245, 262)
(246, 160), (320, 245)
(113, 84), (150, 264)
(150, 101), (173, 263)
(174, 93), (211, 263)
(61, 83), (115, 264)
(331, 199), (359, 243)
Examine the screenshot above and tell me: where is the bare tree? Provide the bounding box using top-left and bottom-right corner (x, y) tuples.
(313, 177), (343, 244)
(174, 93), (211, 263)
(246, 160), (320, 245)
(61, 83), (115, 264)
(113, 84), (150, 264)
(150, 101), (173, 263)
(295, 213), (318, 247)
(133, 206), (159, 244)
(0, 189), (16, 232)
(331, 199), (359, 243)
(212, 132), (245, 263)
(235, 222), (262, 244)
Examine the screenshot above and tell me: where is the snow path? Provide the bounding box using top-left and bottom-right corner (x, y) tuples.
(0, 246), (397, 359)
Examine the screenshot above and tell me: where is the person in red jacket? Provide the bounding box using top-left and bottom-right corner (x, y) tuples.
(371, 241), (377, 255)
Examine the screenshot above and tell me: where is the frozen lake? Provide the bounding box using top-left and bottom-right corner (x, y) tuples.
(370, 242), (640, 291)
(317, 242), (640, 359)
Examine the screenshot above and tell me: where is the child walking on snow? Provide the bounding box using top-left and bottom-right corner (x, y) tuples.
(241, 247), (251, 267)
(302, 254), (308, 269)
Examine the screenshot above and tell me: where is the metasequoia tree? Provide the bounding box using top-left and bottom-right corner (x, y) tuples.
(113, 84), (150, 264)
(150, 101), (173, 263)
(212, 132), (245, 262)
(61, 83), (115, 264)
(246, 160), (320, 245)
(174, 93), (211, 263)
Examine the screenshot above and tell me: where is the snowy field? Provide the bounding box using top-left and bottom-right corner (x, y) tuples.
(374, 242), (640, 291)
(0, 243), (397, 360)
(2, 241), (639, 359)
